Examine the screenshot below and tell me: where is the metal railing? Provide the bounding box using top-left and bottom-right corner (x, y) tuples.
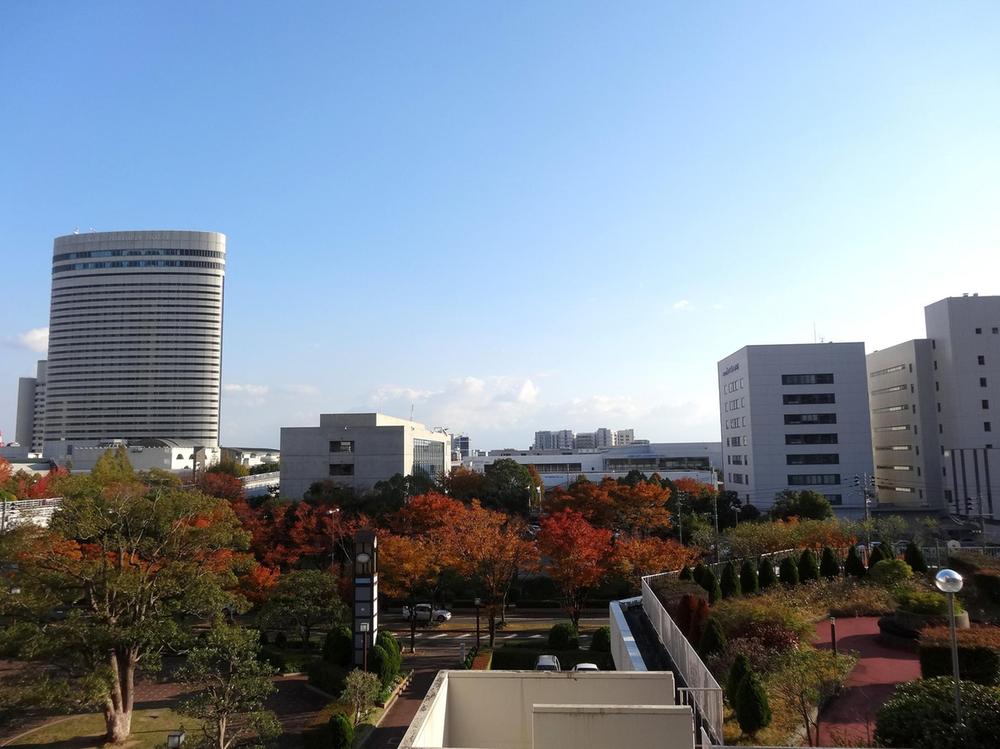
(1, 497), (63, 531)
(921, 545), (1000, 567)
(641, 575), (724, 745)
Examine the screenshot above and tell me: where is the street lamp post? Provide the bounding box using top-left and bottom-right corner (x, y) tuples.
(474, 597), (481, 644)
(325, 508), (341, 566)
(935, 568), (965, 726)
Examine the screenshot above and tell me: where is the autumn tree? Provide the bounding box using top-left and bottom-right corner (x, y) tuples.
(769, 490), (833, 521)
(0, 471), (249, 744)
(446, 501), (536, 645)
(379, 533), (442, 652)
(544, 478), (615, 528)
(390, 492), (466, 537)
(199, 471), (245, 501)
(612, 535), (697, 589)
(175, 623), (281, 749)
(537, 509), (612, 628)
(258, 570), (347, 648)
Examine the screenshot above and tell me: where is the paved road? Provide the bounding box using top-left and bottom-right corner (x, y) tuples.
(364, 650), (457, 749)
(813, 616), (920, 746)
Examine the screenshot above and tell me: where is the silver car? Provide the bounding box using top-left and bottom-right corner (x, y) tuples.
(534, 654), (561, 672)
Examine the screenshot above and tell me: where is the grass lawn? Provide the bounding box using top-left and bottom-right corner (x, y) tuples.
(7, 708), (196, 749)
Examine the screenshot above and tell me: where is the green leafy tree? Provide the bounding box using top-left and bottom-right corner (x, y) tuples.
(904, 541), (928, 573)
(698, 617), (727, 656)
(726, 652), (752, 704)
(206, 457), (249, 478)
(323, 625), (353, 667)
(770, 648), (855, 746)
(875, 676), (1000, 749)
(844, 545), (867, 578)
(769, 490), (833, 521)
(258, 570), (346, 648)
(739, 559), (759, 595)
(341, 669), (381, 727)
(700, 567), (722, 603)
(797, 548), (820, 582)
(779, 556), (800, 586)
(368, 644), (395, 688)
(328, 713), (354, 749)
(720, 561), (741, 598)
(757, 558), (778, 589)
(482, 458), (533, 515)
(0, 475), (249, 743)
(735, 669), (772, 737)
(820, 546), (840, 579)
(176, 624), (281, 749)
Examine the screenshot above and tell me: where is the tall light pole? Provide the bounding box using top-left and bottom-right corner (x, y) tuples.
(325, 508), (341, 566)
(935, 568), (964, 726)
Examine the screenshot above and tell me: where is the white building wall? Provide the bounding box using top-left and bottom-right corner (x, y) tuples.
(718, 343), (874, 516)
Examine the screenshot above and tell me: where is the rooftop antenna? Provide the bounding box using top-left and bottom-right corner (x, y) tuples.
(813, 322), (817, 343)
(410, 403), (414, 422)
(73, 227), (79, 234)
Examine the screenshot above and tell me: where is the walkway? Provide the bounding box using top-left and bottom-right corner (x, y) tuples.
(813, 616), (920, 746)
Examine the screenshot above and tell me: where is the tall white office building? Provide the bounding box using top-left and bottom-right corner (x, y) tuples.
(717, 343), (874, 516)
(868, 295), (1000, 518)
(15, 230), (226, 457)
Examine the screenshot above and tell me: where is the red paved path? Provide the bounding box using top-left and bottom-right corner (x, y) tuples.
(813, 616), (919, 746)
(364, 651), (457, 749)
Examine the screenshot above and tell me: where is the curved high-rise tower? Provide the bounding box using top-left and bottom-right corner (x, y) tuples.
(39, 230), (226, 448)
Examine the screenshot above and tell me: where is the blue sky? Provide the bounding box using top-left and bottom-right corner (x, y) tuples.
(2, 2), (999, 450)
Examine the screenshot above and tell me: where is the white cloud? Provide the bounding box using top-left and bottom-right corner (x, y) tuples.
(223, 383), (270, 396)
(282, 384), (320, 396)
(8, 327), (49, 352)
(672, 300), (691, 311)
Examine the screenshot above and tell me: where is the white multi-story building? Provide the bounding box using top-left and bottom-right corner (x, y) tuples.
(614, 429), (634, 446)
(15, 360), (47, 454)
(574, 432), (597, 449)
(594, 427), (614, 447)
(280, 413), (452, 498)
(868, 295), (1000, 518)
(466, 442), (721, 489)
(717, 343), (874, 516)
(222, 447), (280, 470)
(15, 230), (226, 460)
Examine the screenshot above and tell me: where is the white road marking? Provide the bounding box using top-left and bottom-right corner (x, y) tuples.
(530, 634), (543, 639)
(458, 633), (472, 639)
(503, 634), (518, 639)
(431, 633), (448, 639)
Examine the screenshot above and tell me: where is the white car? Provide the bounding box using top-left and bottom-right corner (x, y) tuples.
(572, 663), (600, 672)
(402, 603), (452, 623)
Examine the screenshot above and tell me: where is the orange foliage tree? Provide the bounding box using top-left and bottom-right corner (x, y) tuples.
(612, 535), (698, 590)
(378, 533), (444, 652)
(537, 509), (613, 628)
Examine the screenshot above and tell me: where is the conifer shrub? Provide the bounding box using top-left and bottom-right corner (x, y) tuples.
(739, 559), (759, 595)
(779, 556), (799, 586)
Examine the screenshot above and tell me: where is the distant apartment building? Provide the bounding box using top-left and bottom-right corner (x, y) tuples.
(868, 295), (1000, 518)
(614, 429), (635, 446)
(467, 442), (721, 489)
(717, 343), (874, 516)
(14, 230), (226, 461)
(222, 447), (280, 470)
(280, 413), (452, 498)
(574, 432), (597, 449)
(451, 434), (471, 461)
(533, 427), (632, 450)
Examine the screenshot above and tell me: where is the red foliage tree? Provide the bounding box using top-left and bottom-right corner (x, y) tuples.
(391, 492), (467, 536)
(198, 471), (244, 501)
(537, 509), (613, 627)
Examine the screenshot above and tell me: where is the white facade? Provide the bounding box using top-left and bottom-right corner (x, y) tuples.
(466, 442), (721, 488)
(15, 231), (226, 455)
(869, 295), (1000, 518)
(222, 446), (280, 469)
(45, 439), (220, 474)
(280, 413), (452, 499)
(400, 670), (692, 749)
(614, 428), (635, 446)
(718, 343), (874, 516)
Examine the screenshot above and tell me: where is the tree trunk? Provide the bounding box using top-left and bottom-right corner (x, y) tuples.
(410, 616), (417, 654)
(103, 648), (136, 743)
(217, 716), (228, 749)
(488, 612), (496, 647)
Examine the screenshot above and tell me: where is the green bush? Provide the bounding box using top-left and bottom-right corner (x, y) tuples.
(679, 565), (693, 581)
(896, 588), (956, 616)
(307, 659), (348, 695)
(870, 559), (913, 588)
(368, 644), (395, 689)
(693, 563), (709, 586)
(844, 546), (867, 578)
(548, 622), (580, 650)
(701, 568), (722, 603)
(377, 630), (402, 675)
(698, 617), (727, 657)
(590, 625), (611, 653)
(820, 546), (840, 579)
(797, 549), (820, 583)
(875, 676), (1000, 749)
(868, 544), (889, 566)
(739, 560), (759, 595)
(323, 625), (353, 666)
(919, 627), (1000, 685)
(904, 541), (928, 573)
(328, 713), (354, 749)
(725, 652), (751, 703)
(274, 631), (288, 648)
(734, 669), (771, 737)
(757, 558), (778, 589)
(779, 556), (799, 586)
(720, 562), (741, 599)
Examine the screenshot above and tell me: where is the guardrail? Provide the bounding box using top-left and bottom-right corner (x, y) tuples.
(640, 575), (724, 745)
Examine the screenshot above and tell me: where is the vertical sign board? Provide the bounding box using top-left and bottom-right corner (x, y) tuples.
(353, 529), (378, 667)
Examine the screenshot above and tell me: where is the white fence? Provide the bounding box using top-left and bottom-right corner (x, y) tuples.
(641, 576), (724, 745)
(0, 497), (62, 530)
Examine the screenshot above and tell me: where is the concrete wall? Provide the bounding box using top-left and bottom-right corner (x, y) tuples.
(609, 598), (646, 672)
(532, 705), (694, 749)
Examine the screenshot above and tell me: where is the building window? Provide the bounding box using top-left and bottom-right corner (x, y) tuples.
(868, 365), (905, 378)
(330, 440), (355, 453)
(825, 494), (843, 505)
(993, 327), (999, 334)
(936, 381), (940, 391)
(786, 454), (840, 465)
(329, 464), (354, 476)
(787, 473), (841, 486)
(986, 422), (993, 433)
(874, 424), (910, 432)
(873, 404), (908, 414)
(782, 373), (834, 385)
(784, 413), (837, 425)
(981, 377), (988, 387)
(782, 393), (836, 405)
(875, 445), (912, 451)
(785, 433), (838, 445)
(979, 355), (986, 365)
(877, 464), (913, 471)
(984, 400), (990, 410)
(976, 328), (982, 334)
(413, 438), (445, 476)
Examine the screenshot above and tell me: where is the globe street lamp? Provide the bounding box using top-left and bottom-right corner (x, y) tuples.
(934, 568), (964, 726)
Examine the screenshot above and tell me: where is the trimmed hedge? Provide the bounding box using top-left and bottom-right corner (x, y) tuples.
(548, 622), (579, 650)
(757, 558), (778, 589)
(870, 559), (912, 588)
(820, 546), (840, 579)
(798, 549), (819, 583)
(919, 626), (1000, 685)
(590, 625), (611, 653)
(720, 562), (741, 599)
(876, 676), (1000, 749)
(844, 546), (866, 578)
(328, 713), (354, 749)
(779, 556), (799, 586)
(739, 560), (759, 595)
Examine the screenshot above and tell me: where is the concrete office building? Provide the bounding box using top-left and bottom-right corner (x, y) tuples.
(280, 413), (452, 499)
(222, 447), (280, 470)
(574, 432), (597, 449)
(868, 295), (1000, 518)
(15, 360), (47, 454)
(718, 343), (874, 516)
(450, 434), (471, 461)
(615, 428), (635, 446)
(15, 230), (226, 458)
(49, 439), (220, 474)
(466, 442), (721, 489)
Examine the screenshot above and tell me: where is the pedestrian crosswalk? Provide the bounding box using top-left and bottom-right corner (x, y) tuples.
(388, 629), (594, 643)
